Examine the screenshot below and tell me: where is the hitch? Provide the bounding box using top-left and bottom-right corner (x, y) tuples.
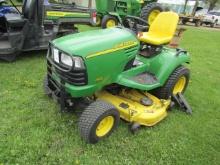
(60, 85), (68, 112)
(172, 93), (192, 114)
(59, 79), (71, 112)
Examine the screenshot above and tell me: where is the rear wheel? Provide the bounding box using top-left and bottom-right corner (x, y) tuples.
(96, 15), (102, 26)
(151, 66), (190, 99)
(195, 20), (201, 27)
(181, 19), (187, 25)
(79, 100), (120, 143)
(101, 15), (118, 29)
(211, 20), (218, 28)
(140, 2), (163, 25)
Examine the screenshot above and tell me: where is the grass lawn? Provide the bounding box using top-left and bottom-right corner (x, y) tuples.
(0, 26), (220, 165)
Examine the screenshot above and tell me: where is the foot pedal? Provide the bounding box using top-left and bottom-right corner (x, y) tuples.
(172, 93), (192, 114)
(131, 72), (158, 85)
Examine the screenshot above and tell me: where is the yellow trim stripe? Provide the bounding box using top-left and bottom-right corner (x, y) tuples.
(86, 42), (138, 59)
(46, 11), (90, 17)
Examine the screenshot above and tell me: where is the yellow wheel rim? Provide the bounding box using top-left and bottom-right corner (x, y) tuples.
(173, 76), (187, 95)
(148, 10), (160, 25)
(96, 116), (114, 137)
(106, 19), (116, 28)
(96, 16), (101, 26)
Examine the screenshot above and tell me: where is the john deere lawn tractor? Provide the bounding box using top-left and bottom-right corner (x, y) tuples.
(94, 0), (163, 28)
(0, 0), (96, 61)
(44, 11), (192, 144)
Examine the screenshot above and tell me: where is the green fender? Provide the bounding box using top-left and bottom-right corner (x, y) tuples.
(107, 12), (123, 24)
(116, 48), (190, 91)
(146, 49), (190, 87)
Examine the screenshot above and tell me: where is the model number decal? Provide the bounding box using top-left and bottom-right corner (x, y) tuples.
(86, 41), (138, 59)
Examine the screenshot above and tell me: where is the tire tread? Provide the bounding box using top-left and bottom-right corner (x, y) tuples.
(140, 2), (163, 24)
(151, 66), (190, 99)
(79, 100), (119, 143)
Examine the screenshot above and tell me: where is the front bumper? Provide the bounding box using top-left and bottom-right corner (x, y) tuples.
(46, 73), (78, 111)
(47, 57), (96, 98)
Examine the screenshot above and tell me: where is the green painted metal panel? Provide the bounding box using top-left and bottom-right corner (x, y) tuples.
(95, 0), (115, 13)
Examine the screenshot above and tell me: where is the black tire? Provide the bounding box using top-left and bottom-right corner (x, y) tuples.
(181, 19), (187, 25)
(210, 20), (218, 28)
(140, 2), (163, 25)
(151, 66), (190, 99)
(195, 20), (201, 27)
(0, 53), (18, 62)
(43, 75), (52, 97)
(79, 100), (120, 144)
(96, 15), (102, 26)
(129, 122), (141, 134)
(101, 15), (118, 29)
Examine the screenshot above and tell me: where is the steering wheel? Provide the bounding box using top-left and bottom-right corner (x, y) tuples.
(0, 0), (7, 5)
(124, 15), (149, 34)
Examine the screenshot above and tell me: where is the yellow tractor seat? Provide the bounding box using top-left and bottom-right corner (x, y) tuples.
(138, 11), (179, 45)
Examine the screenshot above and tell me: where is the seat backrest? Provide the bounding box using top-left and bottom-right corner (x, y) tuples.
(23, 0), (34, 19)
(0, 0), (7, 5)
(22, 0), (44, 25)
(148, 12), (179, 37)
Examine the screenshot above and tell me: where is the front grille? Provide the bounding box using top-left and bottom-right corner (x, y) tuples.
(47, 46), (88, 86)
(55, 67), (87, 86)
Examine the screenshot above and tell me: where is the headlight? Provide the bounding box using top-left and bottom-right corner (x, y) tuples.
(52, 47), (85, 69)
(73, 56), (85, 69)
(61, 53), (73, 67)
(52, 48), (60, 63)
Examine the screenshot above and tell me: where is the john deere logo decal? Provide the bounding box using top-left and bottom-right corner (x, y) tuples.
(86, 41), (138, 59)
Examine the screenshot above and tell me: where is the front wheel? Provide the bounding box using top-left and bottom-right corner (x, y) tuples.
(101, 15), (118, 29)
(151, 66), (190, 99)
(95, 15), (102, 26)
(43, 75), (52, 97)
(79, 100), (120, 144)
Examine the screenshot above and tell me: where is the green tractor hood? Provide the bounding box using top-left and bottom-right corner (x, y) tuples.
(52, 27), (139, 59)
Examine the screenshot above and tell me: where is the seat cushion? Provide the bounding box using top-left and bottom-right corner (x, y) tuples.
(138, 12), (179, 45)
(139, 32), (172, 45)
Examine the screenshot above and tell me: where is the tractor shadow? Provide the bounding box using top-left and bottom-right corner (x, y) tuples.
(0, 50), (47, 64)
(16, 50), (48, 61)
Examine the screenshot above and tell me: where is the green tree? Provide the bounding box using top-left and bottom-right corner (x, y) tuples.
(183, 0), (199, 16)
(206, 0), (220, 11)
(192, 0), (199, 16)
(183, 0), (189, 14)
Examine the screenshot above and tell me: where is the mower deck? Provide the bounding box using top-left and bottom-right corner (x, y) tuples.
(97, 90), (171, 126)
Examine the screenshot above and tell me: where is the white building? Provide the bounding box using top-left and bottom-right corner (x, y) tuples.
(158, 0), (206, 14)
